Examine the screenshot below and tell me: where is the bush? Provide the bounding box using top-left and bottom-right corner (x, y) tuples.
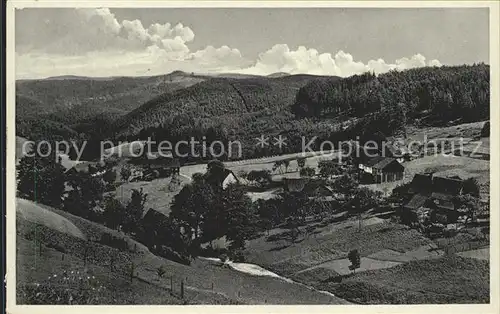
(481, 121), (490, 137)
(99, 233), (129, 251)
(17, 268), (106, 304)
(299, 167), (316, 177)
(156, 245), (191, 265)
(156, 266), (166, 278)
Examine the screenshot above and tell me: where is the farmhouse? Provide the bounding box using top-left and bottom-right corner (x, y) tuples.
(222, 169), (241, 189)
(129, 154), (180, 178)
(401, 173), (467, 224)
(283, 178), (308, 192)
(358, 156), (405, 184)
(64, 161), (107, 177)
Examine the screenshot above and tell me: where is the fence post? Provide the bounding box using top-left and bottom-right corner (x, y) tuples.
(211, 282), (214, 291)
(170, 276), (173, 291)
(130, 262), (135, 283)
(180, 280), (184, 299)
(61, 253), (64, 261)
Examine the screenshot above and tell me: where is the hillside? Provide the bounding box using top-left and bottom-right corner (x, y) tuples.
(293, 64), (489, 125)
(16, 198), (348, 305)
(15, 72), (206, 140)
(16, 73), (205, 118)
(111, 75), (328, 142)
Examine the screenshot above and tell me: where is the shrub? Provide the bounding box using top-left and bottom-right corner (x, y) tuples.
(156, 266), (166, 278)
(18, 269), (106, 305)
(299, 167), (316, 177)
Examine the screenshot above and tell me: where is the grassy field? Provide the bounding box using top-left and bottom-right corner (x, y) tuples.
(16, 199), (85, 240)
(16, 200), (349, 305)
(319, 255), (489, 304)
(111, 175), (190, 216)
(364, 154), (490, 200)
(244, 218), (434, 277)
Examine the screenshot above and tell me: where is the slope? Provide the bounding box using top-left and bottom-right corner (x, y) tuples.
(15, 199), (348, 304)
(112, 75), (332, 140)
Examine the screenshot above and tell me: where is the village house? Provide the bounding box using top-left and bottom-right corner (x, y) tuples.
(401, 172), (466, 224)
(129, 154), (180, 179)
(283, 177), (309, 192)
(222, 169), (242, 189)
(358, 156), (405, 184)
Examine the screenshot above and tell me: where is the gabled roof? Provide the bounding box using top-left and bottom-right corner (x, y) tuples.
(365, 157), (403, 171)
(404, 193), (430, 210)
(283, 178), (308, 192)
(433, 176), (463, 195)
(431, 192), (453, 201)
(372, 157), (399, 170)
(408, 174), (433, 194)
(131, 155), (180, 168)
(365, 156), (386, 167)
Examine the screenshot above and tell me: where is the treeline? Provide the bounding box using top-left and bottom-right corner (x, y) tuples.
(292, 64), (490, 124)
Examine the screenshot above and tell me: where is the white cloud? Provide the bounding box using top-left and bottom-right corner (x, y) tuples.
(236, 44), (441, 77)
(190, 45), (250, 70)
(15, 9), (442, 79)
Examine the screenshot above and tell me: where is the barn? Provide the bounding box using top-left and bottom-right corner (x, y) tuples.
(359, 157), (405, 183)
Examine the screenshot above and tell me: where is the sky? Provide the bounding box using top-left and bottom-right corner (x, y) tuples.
(15, 7), (490, 79)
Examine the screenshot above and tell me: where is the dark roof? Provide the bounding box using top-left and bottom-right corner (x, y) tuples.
(431, 192), (453, 201)
(132, 156), (180, 168)
(408, 174), (433, 194)
(383, 143), (402, 158)
(372, 157), (398, 170)
(284, 178), (308, 192)
(142, 208), (169, 222)
(404, 193), (430, 210)
(433, 176), (463, 195)
(365, 156), (386, 167)
(430, 197), (455, 211)
(365, 157), (403, 171)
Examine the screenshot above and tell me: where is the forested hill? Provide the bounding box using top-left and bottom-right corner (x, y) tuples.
(16, 73), (205, 122)
(111, 75), (328, 139)
(292, 64), (490, 125)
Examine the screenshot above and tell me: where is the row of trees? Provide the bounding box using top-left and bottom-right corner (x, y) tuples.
(16, 142), (142, 228)
(293, 64), (489, 125)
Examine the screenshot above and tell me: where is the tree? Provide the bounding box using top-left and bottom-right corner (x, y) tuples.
(331, 174), (358, 201)
(205, 159), (226, 188)
(222, 184), (257, 256)
(102, 169), (117, 189)
(120, 166), (132, 182)
(300, 167), (316, 177)
(462, 178), (480, 198)
(272, 160), (285, 174)
(297, 157), (306, 169)
(318, 160), (342, 179)
(170, 179), (217, 254)
(246, 170), (272, 188)
(348, 249), (361, 273)
(102, 197), (126, 229)
(351, 187), (382, 230)
(63, 170), (105, 220)
(454, 194), (480, 227)
(481, 121), (490, 137)
(283, 160), (290, 173)
(16, 143), (66, 207)
(123, 188), (148, 233)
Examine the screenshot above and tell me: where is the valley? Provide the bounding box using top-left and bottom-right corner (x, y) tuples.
(14, 65), (491, 305)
